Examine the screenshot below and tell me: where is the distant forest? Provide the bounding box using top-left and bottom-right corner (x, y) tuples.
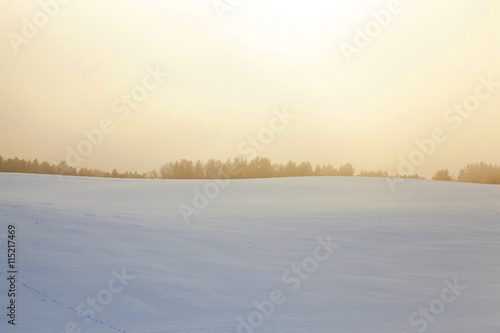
(0, 155), (499, 185)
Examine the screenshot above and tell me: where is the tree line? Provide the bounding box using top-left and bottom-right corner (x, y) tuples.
(159, 158), (357, 179)
(0, 155), (499, 185)
(432, 163), (500, 184)
(0, 156), (149, 179)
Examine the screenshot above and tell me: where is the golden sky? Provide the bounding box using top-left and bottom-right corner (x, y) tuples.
(1, 0), (499, 178)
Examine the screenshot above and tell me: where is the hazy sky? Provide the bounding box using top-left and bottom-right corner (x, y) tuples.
(1, 0), (499, 178)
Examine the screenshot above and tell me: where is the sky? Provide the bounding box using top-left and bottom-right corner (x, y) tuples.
(0, 0), (499, 178)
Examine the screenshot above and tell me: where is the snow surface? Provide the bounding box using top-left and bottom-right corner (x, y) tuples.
(0, 173), (499, 333)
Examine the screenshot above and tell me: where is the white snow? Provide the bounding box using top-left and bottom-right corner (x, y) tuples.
(0, 173), (499, 333)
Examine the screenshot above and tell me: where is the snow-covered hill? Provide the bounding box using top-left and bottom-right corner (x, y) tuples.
(0, 173), (499, 333)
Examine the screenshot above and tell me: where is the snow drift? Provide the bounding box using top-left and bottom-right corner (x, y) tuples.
(0, 173), (499, 333)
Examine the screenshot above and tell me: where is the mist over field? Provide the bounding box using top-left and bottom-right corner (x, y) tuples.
(1, 0), (500, 332)
(1, 0), (500, 177)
